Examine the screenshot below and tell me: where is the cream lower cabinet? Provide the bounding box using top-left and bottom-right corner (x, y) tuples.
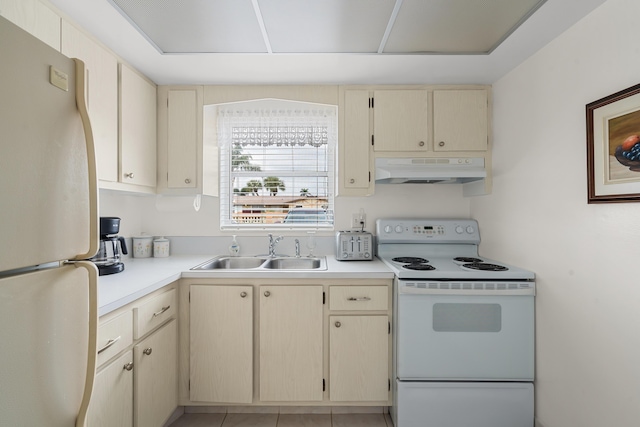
(189, 285), (253, 403)
(88, 351), (134, 427)
(259, 285), (324, 402)
(88, 285), (178, 426)
(329, 315), (389, 402)
(134, 319), (177, 427)
(181, 279), (391, 407)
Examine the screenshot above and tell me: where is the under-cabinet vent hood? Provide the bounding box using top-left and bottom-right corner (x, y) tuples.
(375, 157), (486, 184)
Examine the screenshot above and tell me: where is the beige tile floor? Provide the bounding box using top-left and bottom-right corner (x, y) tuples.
(168, 412), (393, 427)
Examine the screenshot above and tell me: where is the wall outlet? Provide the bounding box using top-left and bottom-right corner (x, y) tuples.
(352, 212), (366, 229)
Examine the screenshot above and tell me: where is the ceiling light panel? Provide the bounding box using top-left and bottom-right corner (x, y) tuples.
(384, 0), (546, 54)
(257, 0), (397, 53)
(110, 0), (268, 53)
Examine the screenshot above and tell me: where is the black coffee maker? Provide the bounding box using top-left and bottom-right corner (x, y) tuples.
(90, 217), (128, 275)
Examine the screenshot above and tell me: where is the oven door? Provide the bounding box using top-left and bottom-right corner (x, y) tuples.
(396, 282), (535, 380)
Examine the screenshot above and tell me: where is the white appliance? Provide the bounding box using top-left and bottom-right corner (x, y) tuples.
(0, 16), (99, 427)
(376, 218), (535, 427)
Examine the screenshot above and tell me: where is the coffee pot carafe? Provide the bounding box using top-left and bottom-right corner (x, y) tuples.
(90, 217), (128, 276)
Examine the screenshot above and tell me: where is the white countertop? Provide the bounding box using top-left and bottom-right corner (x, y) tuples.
(98, 255), (393, 316)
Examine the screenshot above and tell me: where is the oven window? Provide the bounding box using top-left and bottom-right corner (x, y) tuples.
(432, 303), (502, 332)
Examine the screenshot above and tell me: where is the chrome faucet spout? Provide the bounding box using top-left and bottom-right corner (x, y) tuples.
(267, 234), (284, 257)
(295, 239), (300, 257)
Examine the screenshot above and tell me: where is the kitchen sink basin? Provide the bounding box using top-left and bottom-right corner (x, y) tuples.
(263, 258), (323, 270)
(191, 257), (268, 270)
(190, 256), (326, 271)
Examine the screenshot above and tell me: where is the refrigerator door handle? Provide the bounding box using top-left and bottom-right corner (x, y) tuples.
(71, 58), (100, 261)
(66, 261), (99, 427)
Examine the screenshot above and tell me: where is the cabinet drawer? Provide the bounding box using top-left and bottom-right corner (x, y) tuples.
(329, 286), (388, 311)
(97, 310), (133, 366)
(133, 289), (176, 339)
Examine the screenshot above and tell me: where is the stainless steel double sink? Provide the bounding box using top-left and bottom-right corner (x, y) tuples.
(191, 255), (327, 271)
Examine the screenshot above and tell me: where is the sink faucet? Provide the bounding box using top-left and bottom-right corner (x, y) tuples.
(267, 234), (284, 257)
(294, 239), (301, 257)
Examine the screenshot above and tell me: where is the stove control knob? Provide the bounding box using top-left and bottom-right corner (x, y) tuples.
(455, 226), (464, 234)
(384, 225), (392, 233)
(466, 225), (475, 234)
(395, 225), (403, 233)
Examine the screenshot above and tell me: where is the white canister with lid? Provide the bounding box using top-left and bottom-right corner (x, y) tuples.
(153, 237), (170, 258)
(133, 235), (153, 258)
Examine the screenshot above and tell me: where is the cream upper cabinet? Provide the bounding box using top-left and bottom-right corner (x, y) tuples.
(339, 89), (373, 196)
(329, 315), (389, 402)
(119, 63), (157, 188)
(134, 319), (178, 427)
(61, 20), (119, 183)
(157, 86), (211, 195)
(260, 285), (324, 402)
(373, 90), (429, 152)
(433, 89), (488, 152)
(0, 0), (60, 50)
(190, 285), (253, 403)
(168, 89), (198, 189)
(87, 350), (134, 427)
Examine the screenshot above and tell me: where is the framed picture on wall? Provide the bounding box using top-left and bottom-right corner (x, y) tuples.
(587, 83), (640, 203)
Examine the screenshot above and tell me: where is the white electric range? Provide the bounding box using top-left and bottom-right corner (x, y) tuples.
(376, 218), (536, 427)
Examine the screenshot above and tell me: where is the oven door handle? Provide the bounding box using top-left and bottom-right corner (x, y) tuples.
(398, 286), (535, 296)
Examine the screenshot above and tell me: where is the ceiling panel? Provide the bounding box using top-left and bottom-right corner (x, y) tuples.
(258, 0), (396, 53)
(110, 0), (268, 53)
(384, 0), (546, 53)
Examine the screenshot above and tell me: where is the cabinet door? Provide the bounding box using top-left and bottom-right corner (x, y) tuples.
(433, 89), (488, 151)
(120, 63), (157, 187)
(190, 285), (253, 403)
(134, 319), (177, 427)
(373, 90), (428, 152)
(61, 21), (118, 182)
(168, 89), (198, 189)
(340, 89), (372, 195)
(330, 315), (389, 402)
(87, 351), (134, 427)
(0, 0), (60, 50)
(260, 285), (323, 401)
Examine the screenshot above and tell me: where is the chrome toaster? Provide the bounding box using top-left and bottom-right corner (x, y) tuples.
(335, 231), (373, 261)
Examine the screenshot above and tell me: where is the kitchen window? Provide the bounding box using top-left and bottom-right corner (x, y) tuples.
(214, 99), (336, 230)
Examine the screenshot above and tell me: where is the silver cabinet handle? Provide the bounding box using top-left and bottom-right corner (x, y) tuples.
(143, 348), (152, 356)
(264, 291), (271, 297)
(97, 336), (121, 354)
(240, 291), (248, 298)
(185, 178), (191, 184)
(123, 362), (134, 371)
(124, 172), (134, 178)
(347, 297), (371, 301)
(335, 321), (342, 328)
(152, 305), (170, 317)
(419, 141), (425, 147)
(438, 141), (445, 147)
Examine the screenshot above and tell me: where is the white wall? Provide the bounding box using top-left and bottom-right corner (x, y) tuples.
(471, 0), (640, 426)
(100, 183), (471, 238)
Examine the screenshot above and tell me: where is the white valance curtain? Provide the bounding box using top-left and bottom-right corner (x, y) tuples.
(218, 107), (334, 147)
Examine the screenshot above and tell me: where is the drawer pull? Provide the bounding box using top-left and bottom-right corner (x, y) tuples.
(152, 305), (171, 317)
(123, 362), (134, 371)
(347, 297), (371, 301)
(143, 348), (153, 356)
(335, 321), (341, 328)
(97, 336), (121, 354)
(240, 291), (248, 298)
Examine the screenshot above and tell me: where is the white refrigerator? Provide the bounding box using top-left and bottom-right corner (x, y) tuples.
(0, 16), (99, 426)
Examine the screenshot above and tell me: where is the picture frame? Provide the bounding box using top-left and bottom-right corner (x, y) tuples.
(586, 83), (640, 203)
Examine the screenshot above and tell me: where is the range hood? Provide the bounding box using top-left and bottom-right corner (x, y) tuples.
(375, 157), (486, 184)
